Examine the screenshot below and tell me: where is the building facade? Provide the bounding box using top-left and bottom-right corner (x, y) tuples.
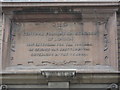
(0, 1), (120, 89)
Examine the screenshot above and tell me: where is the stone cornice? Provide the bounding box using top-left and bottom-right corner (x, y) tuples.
(0, 72), (119, 84)
(1, 2), (119, 7)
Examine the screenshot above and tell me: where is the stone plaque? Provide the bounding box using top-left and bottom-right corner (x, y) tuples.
(9, 13), (118, 71)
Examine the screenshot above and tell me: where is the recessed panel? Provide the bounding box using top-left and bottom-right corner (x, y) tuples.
(9, 13), (118, 71)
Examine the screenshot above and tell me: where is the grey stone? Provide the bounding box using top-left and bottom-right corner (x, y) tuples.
(48, 82), (69, 88)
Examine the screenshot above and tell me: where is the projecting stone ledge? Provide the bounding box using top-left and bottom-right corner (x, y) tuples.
(41, 69), (76, 77)
(0, 71), (119, 85)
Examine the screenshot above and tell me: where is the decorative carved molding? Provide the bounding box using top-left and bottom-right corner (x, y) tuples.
(52, 22), (68, 30)
(104, 22), (110, 65)
(41, 70), (76, 77)
(0, 85), (8, 90)
(41, 61), (79, 66)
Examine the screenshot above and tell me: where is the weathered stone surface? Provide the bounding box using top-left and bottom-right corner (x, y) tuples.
(48, 82), (69, 88)
(0, 1), (2, 85)
(0, 2), (120, 88)
(2, 8), (117, 72)
(117, 17), (120, 71)
(1, 72), (119, 84)
(11, 21), (104, 66)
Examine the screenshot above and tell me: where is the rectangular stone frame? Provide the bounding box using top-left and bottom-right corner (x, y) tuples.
(0, 2), (119, 86)
(1, 6), (119, 73)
